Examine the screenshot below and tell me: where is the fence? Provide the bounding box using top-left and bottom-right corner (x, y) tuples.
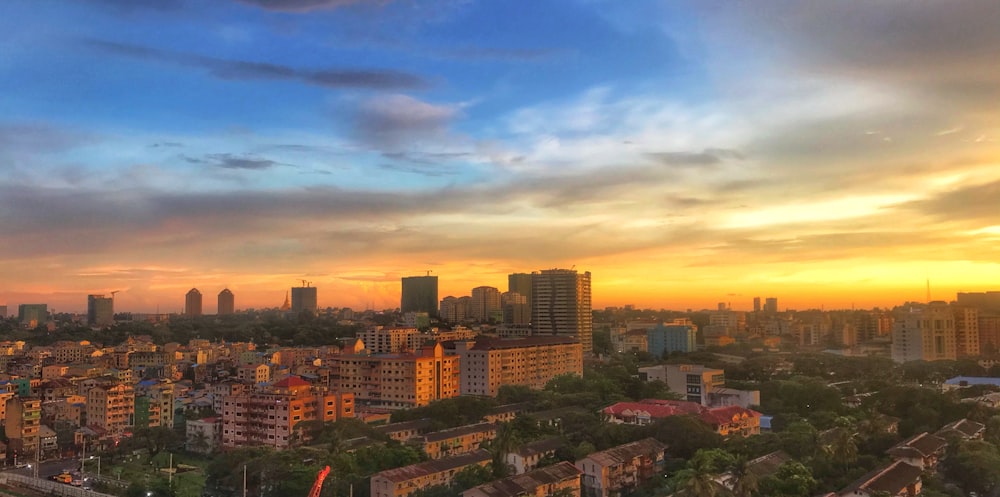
(0, 473), (116, 497)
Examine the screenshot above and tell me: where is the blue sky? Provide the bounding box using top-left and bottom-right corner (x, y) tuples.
(2, 0), (999, 313)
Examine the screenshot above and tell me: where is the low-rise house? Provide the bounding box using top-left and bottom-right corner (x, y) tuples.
(887, 432), (947, 470)
(505, 438), (565, 475)
(839, 460), (922, 497)
(935, 418), (985, 441)
(415, 422), (497, 460)
(186, 417), (222, 454)
(717, 450), (791, 490)
(602, 399), (761, 437)
(575, 438), (667, 497)
(482, 403), (529, 424)
(374, 419), (434, 442)
(370, 449), (492, 497)
(463, 461), (582, 497)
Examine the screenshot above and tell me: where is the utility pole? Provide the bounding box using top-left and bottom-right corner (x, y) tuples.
(243, 465), (247, 497)
(168, 453), (173, 484)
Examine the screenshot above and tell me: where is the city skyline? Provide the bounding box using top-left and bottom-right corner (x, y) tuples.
(2, 1), (998, 313)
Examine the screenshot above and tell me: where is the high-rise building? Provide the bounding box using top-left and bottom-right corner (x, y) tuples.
(647, 323), (697, 356)
(17, 304), (47, 327)
(0, 305), (7, 318)
(185, 288), (203, 317)
(957, 291), (1000, 312)
(401, 276), (438, 317)
(469, 286), (501, 322)
(954, 305), (981, 357)
(453, 336), (583, 397)
(502, 291), (530, 325)
(508, 273), (533, 317)
(440, 296), (469, 323)
(87, 294), (114, 327)
(291, 285), (318, 315)
(753, 297), (761, 313)
(217, 289), (235, 315)
(764, 298), (778, 313)
(891, 302), (957, 363)
(331, 343), (459, 410)
(531, 269), (593, 355)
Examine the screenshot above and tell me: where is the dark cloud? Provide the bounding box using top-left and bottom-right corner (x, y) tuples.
(353, 94), (458, 149)
(233, 0), (377, 12)
(647, 148), (744, 167)
(377, 162), (457, 177)
(206, 153), (282, 170)
(149, 142), (183, 148)
(86, 39), (428, 91)
(901, 180), (1000, 222)
(0, 123), (92, 153)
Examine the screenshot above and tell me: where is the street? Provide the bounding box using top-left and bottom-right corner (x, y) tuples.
(2, 457), (81, 479)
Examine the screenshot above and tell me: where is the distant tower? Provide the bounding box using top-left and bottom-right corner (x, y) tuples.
(753, 297), (761, 313)
(217, 288), (235, 315)
(185, 288), (203, 317)
(87, 294), (114, 327)
(508, 272), (533, 323)
(532, 269), (593, 355)
(401, 275), (439, 317)
(291, 283), (317, 315)
(469, 286), (501, 322)
(280, 291), (291, 311)
(764, 297), (778, 313)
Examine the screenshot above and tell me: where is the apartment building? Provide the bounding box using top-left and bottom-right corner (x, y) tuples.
(186, 417), (222, 454)
(415, 422), (497, 460)
(370, 449), (491, 497)
(505, 438), (565, 475)
(136, 380), (175, 429)
(638, 364), (725, 405)
(374, 418), (434, 442)
(221, 375), (354, 449)
(4, 396), (41, 458)
(576, 438), (667, 497)
(86, 382), (135, 439)
(330, 343), (459, 410)
(452, 336), (583, 397)
(463, 461), (582, 497)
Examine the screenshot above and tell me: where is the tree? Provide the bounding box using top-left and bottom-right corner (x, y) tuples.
(730, 456), (759, 497)
(759, 462), (816, 497)
(821, 424), (858, 471)
(671, 451), (728, 497)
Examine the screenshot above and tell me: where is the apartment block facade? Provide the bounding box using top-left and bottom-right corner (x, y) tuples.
(330, 343), (459, 410)
(452, 337), (583, 397)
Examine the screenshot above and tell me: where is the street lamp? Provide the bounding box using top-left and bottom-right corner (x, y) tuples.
(89, 456), (101, 476)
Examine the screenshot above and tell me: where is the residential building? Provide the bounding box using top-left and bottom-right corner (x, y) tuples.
(359, 327), (420, 354)
(185, 288), (203, 317)
(237, 364), (271, 384)
(886, 432), (947, 470)
(291, 285), (318, 315)
(86, 382), (134, 439)
(647, 323), (697, 356)
(576, 438), (667, 497)
(507, 273), (533, 309)
(469, 286), (502, 322)
(463, 461), (581, 497)
(505, 438), (565, 475)
(638, 364), (725, 405)
(186, 417), (222, 454)
(87, 295), (114, 327)
(370, 449), (491, 497)
(501, 291), (530, 326)
(953, 305), (980, 357)
(452, 336), (583, 397)
(935, 418), (985, 440)
(602, 399), (762, 437)
(221, 375), (354, 449)
(136, 380), (175, 429)
(415, 422), (497, 460)
(17, 304), (47, 328)
(373, 419), (434, 442)
(532, 269), (593, 355)
(4, 396), (41, 459)
(402, 276), (439, 317)
(764, 298), (778, 313)
(838, 460), (922, 497)
(440, 296), (471, 324)
(330, 342), (459, 410)
(891, 302), (957, 363)
(218, 289), (235, 315)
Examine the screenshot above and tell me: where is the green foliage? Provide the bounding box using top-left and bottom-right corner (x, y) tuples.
(388, 396), (498, 429)
(642, 416), (723, 459)
(758, 461), (817, 497)
(758, 376), (844, 418)
(944, 440), (1000, 496)
(865, 386), (970, 436)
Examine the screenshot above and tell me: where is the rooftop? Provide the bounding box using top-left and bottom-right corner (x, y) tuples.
(373, 449), (491, 483)
(579, 438), (666, 467)
(421, 422), (496, 443)
(465, 462), (580, 497)
(842, 461), (922, 495)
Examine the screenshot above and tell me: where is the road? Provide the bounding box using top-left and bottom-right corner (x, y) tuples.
(2, 457), (82, 479)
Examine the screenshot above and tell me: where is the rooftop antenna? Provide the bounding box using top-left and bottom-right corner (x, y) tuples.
(426, 270), (433, 276)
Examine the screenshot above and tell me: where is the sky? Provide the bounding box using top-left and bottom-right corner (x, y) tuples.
(1, 0), (999, 314)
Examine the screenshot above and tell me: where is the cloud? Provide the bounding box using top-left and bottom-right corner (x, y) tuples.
(86, 39), (428, 90)
(233, 0), (379, 12)
(204, 153), (283, 170)
(353, 94), (460, 149)
(0, 123), (93, 154)
(901, 180), (1000, 223)
(647, 148), (744, 167)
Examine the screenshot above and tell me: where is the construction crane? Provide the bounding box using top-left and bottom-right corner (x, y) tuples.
(425, 270), (433, 276)
(110, 290), (121, 299)
(307, 466), (331, 497)
(300, 279), (312, 288)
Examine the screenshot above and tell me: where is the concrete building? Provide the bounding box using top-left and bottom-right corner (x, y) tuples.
(470, 286), (502, 323)
(87, 295), (114, 327)
(4, 396), (40, 460)
(371, 450), (492, 497)
(416, 422), (496, 460)
(86, 382), (135, 439)
(136, 380), (175, 429)
(891, 302), (957, 363)
(638, 364), (725, 405)
(576, 438), (666, 497)
(359, 327), (420, 355)
(647, 323), (697, 356)
(502, 291), (530, 326)
(838, 460), (922, 497)
(220, 375), (354, 449)
(17, 304), (47, 328)
(186, 417), (222, 454)
(402, 276), (439, 317)
(505, 438), (565, 475)
(602, 399), (762, 437)
(440, 296), (470, 323)
(463, 461), (581, 497)
(217, 289), (235, 315)
(237, 364), (271, 384)
(764, 298), (778, 313)
(508, 273), (533, 323)
(291, 285), (318, 315)
(330, 343), (460, 410)
(532, 269), (593, 355)
(452, 336), (583, 397)
(185, 288), (203, 317)
(954, 305), (980, 357)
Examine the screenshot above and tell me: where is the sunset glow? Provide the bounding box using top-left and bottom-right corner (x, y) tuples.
(2, 1), (999, 313)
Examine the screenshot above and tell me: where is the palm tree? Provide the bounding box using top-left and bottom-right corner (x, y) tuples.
(488, 423), (519, 477)
(729, 457), (759, 497)
(822, 425), (858, 471)
(676, 457), (727, 497)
